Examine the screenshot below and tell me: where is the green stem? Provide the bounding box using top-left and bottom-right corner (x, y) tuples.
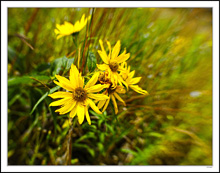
(66, 117), (76, 165)
(72, 35), (79, 66)
(83, 8), (95, 75)
(109, 100), (119, 125)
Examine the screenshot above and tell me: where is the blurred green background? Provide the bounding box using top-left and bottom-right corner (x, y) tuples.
(8, 8), (212, 165)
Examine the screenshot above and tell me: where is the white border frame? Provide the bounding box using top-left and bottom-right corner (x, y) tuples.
(1, 1), (219, 172)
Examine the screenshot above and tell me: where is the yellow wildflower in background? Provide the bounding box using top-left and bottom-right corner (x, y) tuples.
(54, 14), (91, 39)
(121, 62), (149, 95)
(97, 39), (130, 88)
(48, 65), (108, 125)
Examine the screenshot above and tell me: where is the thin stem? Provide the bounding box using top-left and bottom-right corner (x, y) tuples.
(72, 35), (79, 66)
(80, 8), (95, 74)
(77, 47), (81, 69)
(83, 8), (95, 75)
(72, 35), (78, 48)
(65, 117), (76, 165)
(109, 100), (119, 125)
(67, 125), (73, 165)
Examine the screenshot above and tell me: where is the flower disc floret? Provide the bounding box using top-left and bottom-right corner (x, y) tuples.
(73, 87), (87, 102)
(109, 61), (119, 72)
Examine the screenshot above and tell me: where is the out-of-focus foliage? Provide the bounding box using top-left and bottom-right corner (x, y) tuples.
(8, 8), (212, 165)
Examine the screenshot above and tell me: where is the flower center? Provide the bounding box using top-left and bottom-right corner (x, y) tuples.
(73, 87), (87, 102)
(107, 84), (116, 94)
(109, 62), (119, 72)
(98, 72), (111, 84)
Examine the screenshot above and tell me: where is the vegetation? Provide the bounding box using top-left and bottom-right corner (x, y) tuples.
(8, 8), (212, 165)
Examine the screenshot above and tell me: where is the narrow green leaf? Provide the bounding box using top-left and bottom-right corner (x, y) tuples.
(8, 75), (50, 86)
(97, 143), (104, 153)
(73, 143), (95, 157)
(75, 132), (96, 143)
(121, 148), (137, 156)
(30, 86), (60, 115)
(148, 132), (163, 138)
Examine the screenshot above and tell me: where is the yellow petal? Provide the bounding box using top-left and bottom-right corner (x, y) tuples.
(111, 40), (121, 60)
(70, 64), (79, 88)
(48, 91), (72, 99)
(88, 99), (102, 114)
(55, 75), (74, 91)
(55, 100), (76, 114)
(116, 86), (126, 94)
(49, 97), (72, 107)
(79, 75), (84, 88)
(87, 15), (91, 21)
(73, 14), (88, 32)
(98, 50), (109, 64)
(128, 66), (130, 73)
(106, 41), (112, 59)
(117, 73), (128, 89)
(87, 93), (109, 100)
(69, 103), (78, 118)
(130, 85), (149, 95)
(85, 72), (99, 89)
(123, 80), (129, 90)
(130, 77), (142, 85)
(110, 95), (118, 114)
(98, 99), (106, 109)
(54, 80), (74, 92)
(56, 24), (62, 31)
(86, 84), (108, 93)
(102, 98), (110, 112)
(99, 39), (105, 52)
(77, 104), (85, 124)
(129, 70), (135, 78)
(80, 14), (85, 24)
(85, 106), (91, 125)
(96, 64), (109, 71)
(64, 21), (74, 29)
(109, 72), (118, 89)
(58, 21), (74, 35)
(56, 34), (64, 40)
(114, 51), (130, 63)
(55, 14), (88, 40)
(54, 29), (60, 35)
(113, 92), (126, 106)
(73, 21), (80, 31)
(118, 64), (126, 72)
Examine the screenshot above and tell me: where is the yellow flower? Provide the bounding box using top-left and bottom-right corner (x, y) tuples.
(48, 65), (108, 125)
(97, 71), (126, 114)
(98, 85), (126, 114)
(54, 14), (91, 39)
(96, 39), (130, 89)
(121, 62), (149, 95)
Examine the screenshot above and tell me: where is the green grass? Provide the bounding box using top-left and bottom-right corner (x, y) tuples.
(8, 8), (212, 165)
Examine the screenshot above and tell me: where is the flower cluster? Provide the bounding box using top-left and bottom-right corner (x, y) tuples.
(49, 14), (148, 125)
(96, 40), (149, 114)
